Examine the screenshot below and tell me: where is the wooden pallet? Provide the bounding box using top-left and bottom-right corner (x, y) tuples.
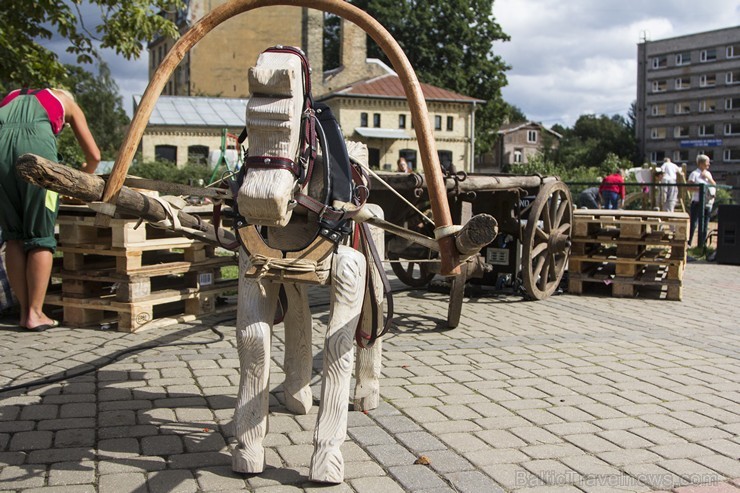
(568, 210), (689, 300)
(50, 205), (238, 332)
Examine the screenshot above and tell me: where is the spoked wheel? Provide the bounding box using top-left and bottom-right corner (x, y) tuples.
(389, 252), (436, 288)
(521, 181), (573, 300)
(388, 205), (436, 288)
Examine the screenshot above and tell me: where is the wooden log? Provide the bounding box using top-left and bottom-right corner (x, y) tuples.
(455, 213), (498, 257)
(15, 154), (236, 247)
(406, 173), (559, 193)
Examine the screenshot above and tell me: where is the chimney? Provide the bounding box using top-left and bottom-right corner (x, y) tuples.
(340, 17), (367, 76)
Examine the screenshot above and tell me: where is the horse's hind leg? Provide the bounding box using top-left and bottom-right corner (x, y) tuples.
(282, 283), (313, 414)
(232, 253), (279, 474)
(354, 203), (385, 412)
(309, 246), (366, 483)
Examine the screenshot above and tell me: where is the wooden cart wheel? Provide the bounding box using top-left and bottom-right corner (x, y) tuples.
(388, 206), (436, 288)
(446, 262), (468, 328)
(521, 181), (573, 300)
(389, 253), (435, 288)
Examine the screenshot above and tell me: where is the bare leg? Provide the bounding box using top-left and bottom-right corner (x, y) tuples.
(310, 246), (366, 483)
(25, 248), (55, 329)
(4, 241), (29, 327)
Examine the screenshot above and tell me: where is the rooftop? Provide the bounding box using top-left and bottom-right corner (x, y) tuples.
(320, 74), (484, 103)
(133, 95), (248, 127)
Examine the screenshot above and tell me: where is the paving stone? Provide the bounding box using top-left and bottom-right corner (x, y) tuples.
(444, 470), (505, 493)
(350, 476), (406, 493)
(395, 431), (447, 453)
(98, 472), (147, 493)
(388, 464), (448, 490)
(9, 430), (53, 451)
(147, 469), (198, 492)
(48, 460), (96, 486)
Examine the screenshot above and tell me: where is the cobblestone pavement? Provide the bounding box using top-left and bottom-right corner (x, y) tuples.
(0, 261), (738, 492)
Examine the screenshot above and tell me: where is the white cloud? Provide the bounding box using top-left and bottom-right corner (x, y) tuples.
(493, 0), (740, 126)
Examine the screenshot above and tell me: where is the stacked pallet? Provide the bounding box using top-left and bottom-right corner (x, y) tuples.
(568, 210), (689, 300)
(47, 205), (238, 332)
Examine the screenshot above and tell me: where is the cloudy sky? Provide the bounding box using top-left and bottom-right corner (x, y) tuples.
(492, 0), (740, 126)
(58, 1), (739, 128)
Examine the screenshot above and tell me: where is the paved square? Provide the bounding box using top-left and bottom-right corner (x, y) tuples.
(0, 261), (738, 492)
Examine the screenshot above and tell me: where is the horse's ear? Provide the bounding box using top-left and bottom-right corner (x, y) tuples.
(237, 48), (308, 227)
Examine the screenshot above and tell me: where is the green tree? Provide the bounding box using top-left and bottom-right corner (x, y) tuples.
(0, 1), (182, 88)
(56, 62), (130, 165)
(346, 0), (510, 155)
(556, 114), (636, 170)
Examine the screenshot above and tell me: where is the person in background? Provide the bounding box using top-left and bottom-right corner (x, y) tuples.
(396, 156), (410, 173)
(0, 88), (100, 331)
(599, 169), (625, 210)
(687, 154), (716, 247)
(660, 157), (683, 213)
(577, 186), (601, 209)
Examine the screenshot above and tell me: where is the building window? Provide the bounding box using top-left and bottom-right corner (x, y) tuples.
(726, 70), (740, 84)
(188, 145), (209, 165)
(650, 128), (666, 140)
(513, 149), (523, 163)
(699, 99), (716, 112)
(675, 77), (691, 90)
(728, 44), (740, 58)
(674, 125), (690, 138)
(650, 151), (666, 163)
(698, 124), (715, 136)
(368, 148), (380, 168)
(675, 51), (691, 65)
(398, 114), (406, 129)
(652, 80), (667, 92)
(726, 97), (740, 110)
(373, 113), (381, 128)
(673, 150), (689, 162)
(446, 116), (454, 131)
(724, 148), (740, 161)
(527, 130), (537, 143)
(438, 150), (453, 173)
(674, 102), (690, 115)
(724, 123), (740, 136)
(652, 56), (667, 69)
(399, 149), (417, 170)
(699, 149), (715, 160)
(155, 145), (177, 163)
(360, 112), (368, 127)
(700, 74), (716, 87)
(434, 115), (442, 131)
(651, 104), (667, 116)
(700, 48), (717, 62)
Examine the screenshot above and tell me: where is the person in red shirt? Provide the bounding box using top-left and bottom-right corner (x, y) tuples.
(599, 169), (626, 210)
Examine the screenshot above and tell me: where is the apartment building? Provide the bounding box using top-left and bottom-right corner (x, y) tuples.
(636, 26), (740, 182)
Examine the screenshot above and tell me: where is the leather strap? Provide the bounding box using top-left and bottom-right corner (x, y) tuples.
(355, 222), (394, 349)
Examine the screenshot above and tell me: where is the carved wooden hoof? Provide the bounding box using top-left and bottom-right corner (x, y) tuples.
(232, 447), (265, 474)
(309, 448), (344, 484)
(284, 386), (313, 415)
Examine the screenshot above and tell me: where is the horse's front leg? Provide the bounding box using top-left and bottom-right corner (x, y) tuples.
(309, 245), (366, 483)
(232, 252), (279, 474)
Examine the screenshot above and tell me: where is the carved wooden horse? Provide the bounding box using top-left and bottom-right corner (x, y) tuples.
(231, 47), (386, 483)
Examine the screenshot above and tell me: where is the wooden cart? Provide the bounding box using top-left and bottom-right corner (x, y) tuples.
(367, 170), (573, 328)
